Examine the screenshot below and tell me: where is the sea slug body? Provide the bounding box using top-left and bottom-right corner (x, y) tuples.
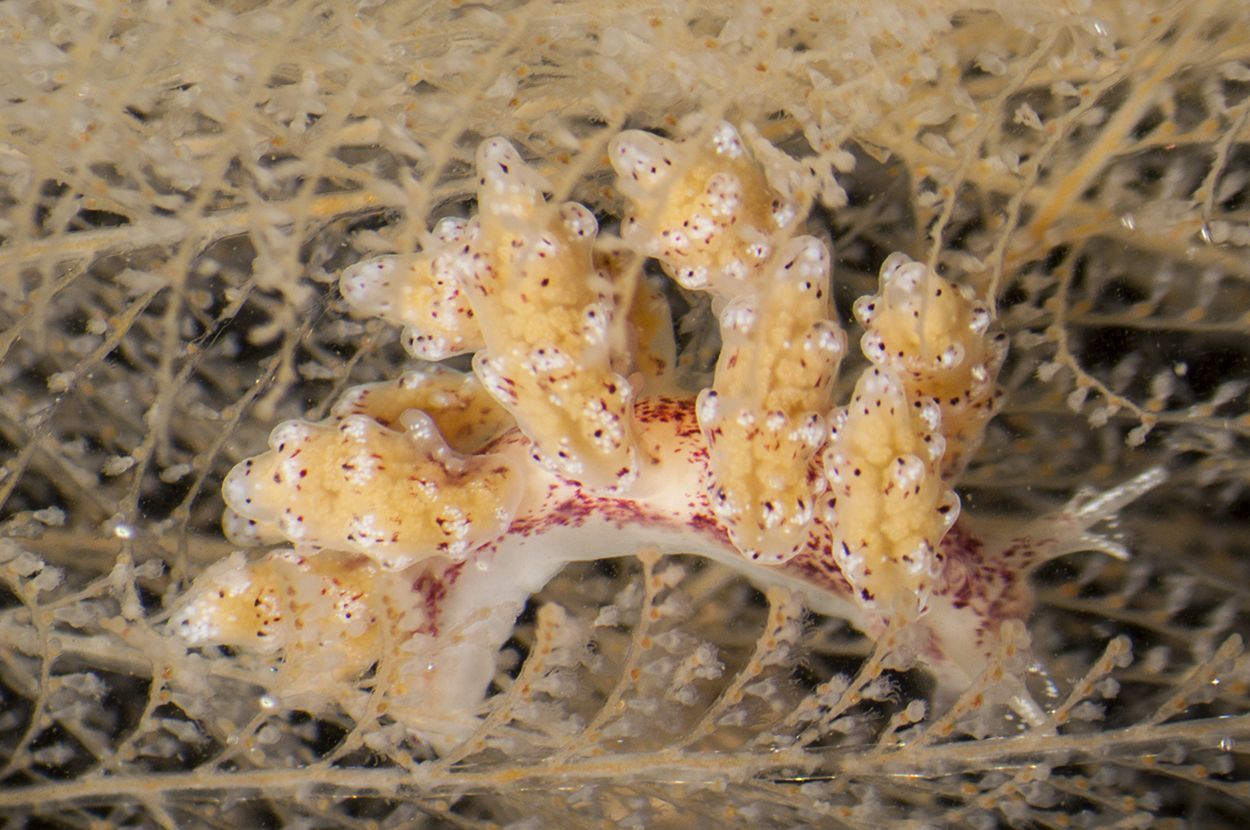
(173, 123), (1162, 734)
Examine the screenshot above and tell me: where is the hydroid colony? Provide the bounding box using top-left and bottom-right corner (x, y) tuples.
(1, 0), (1249, 827)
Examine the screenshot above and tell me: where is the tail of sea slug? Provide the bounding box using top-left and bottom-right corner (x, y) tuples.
(1015, 466), (1169, 567)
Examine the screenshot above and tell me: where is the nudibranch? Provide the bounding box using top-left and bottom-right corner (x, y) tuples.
(174, 122), (1163, 737)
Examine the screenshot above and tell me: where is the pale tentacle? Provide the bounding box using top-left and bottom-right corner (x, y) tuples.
(823, 367), (959, 622)
(698, 236), (846, 563)
(455, 138), (642, 492)
(331, 364), (513, 454)
(854, 252), (1008, 479)
(610, 122), (797, 293)
(222, 412), (524, 569)
(340, 217), (484, 361)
